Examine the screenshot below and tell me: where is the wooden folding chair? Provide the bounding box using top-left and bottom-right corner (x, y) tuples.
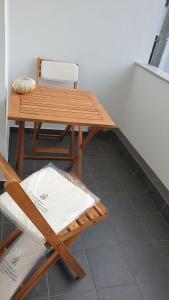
(32, 57), (79, 158)
(0, 154), (108, 300)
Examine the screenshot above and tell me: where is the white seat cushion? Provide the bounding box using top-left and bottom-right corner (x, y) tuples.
(0, 233), (46, 300)
(0, 165), (96, 244)
(41, 61), (78, 82)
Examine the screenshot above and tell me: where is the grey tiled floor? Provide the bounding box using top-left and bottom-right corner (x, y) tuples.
(1, 131), (169, 299)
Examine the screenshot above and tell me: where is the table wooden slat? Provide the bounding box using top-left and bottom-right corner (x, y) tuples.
(8, 86), (116, 128)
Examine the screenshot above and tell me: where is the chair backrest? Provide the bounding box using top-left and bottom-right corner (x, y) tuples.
(36, 57), (78, 88)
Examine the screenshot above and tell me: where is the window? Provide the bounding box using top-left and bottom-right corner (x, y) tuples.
(149, 2), (169, 73)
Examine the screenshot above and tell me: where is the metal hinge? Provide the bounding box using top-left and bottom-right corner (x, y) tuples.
(165, 0), (169, 7)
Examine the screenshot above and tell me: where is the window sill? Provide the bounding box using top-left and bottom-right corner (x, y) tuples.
(136, 62), (169, 84)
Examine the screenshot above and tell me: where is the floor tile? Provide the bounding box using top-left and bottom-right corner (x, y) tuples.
(83, 147), (105, 159)
(87, 246), (134, 288)
(50, 290), (98, 300)
(139, 214), (169, 241)
(86, 159), (113, 174)
(124, 244), (169, 281)
(71, 160), (89, 174)
(98, 283), (144, 300)
(81, 174), (98, 193)
(83, 219), (119, 248)
(48, 250), (95, 296)
(129, 193), (159, 214)
(100, 193), (135, 215)
(111, 215), (152, 245)
(103, 145), (126, 160)
(25, 258), (49, 300)
(139, 278), (169, 300)
(92, 174), (124, 193)
(2, 212), (12, 223)
(155, 241), (169, 266)
(147, 183), (165, 210)
(71, 237), (84, 251)
(118, 174), (146, 193)
(108, 159), (133, 174)
(1, 222), (17, 241)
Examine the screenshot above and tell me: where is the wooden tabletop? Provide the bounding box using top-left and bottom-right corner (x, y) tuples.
(8, 86), (116, 128)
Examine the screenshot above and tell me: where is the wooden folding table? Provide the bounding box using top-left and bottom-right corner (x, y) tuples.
(8, 86), (116, 178)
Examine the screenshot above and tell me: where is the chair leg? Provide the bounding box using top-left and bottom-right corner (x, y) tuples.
(69, 125), (74, 157)
(57, 241), (86, 279)
(0, 228), (22, 257)
(60, 125), (72, 141)
(32, 122), (40, 154)
(12, 233), (82, 300)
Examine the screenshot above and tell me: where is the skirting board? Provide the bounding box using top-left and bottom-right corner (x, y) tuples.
(113, 128), (169, 225)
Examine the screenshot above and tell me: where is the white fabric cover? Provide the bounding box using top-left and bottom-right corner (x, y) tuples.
(0, 233), (46, 300)
(41, 60), (78, 82)
(0, 165), (96, 244)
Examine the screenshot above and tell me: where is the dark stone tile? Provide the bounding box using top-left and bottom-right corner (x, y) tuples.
(2, 212), (12, 223)
(37, 137), (57, 148)
(36, 159), (55, 170)
(100, 193), (135, 215)
(111, 215), (152, 246)
(48, 250), (95, 296)
(155, 241), (169, 266)
(124, 244), (169, 281)
(161, 203), (169, 225)
(71, 237), (84, 251)
(71, 160), (89, 174)
(109, 159), (133, 174)
(98, 284), (144, 300)
(83, 147), (105, 159)
(153, 179), (169, 205)
(86, 159), (113, 174)
(139, 278), (169, 300)
(87, 159), (133, 175)
(136, 166), (151, 189)
(50, 290), (98, 300)
(103, 145), (126, 160)
(22, 160), (36, 175)
(126, 152), (139, 173)
(81, 174), (98, 193)
(2, 222), (17, 241)
(118, 174), (147, 193)
(83, 219), (119, 248)
(147, 183), (165, 210)
(0, 222), (2, 241)
(139, 214), (169, 241)
(25, 258), (49, 300)
(93, 174), (124, 193)
(35, 160), (64, 172)
(87, 246), (134, 288)
(88, 134), (114, 148)
(0, 210), (3, 223)
(129, 193), (159, 214)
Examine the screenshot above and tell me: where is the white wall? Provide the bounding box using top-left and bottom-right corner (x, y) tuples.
(9, 0), (165, 126)
(121, 64), (169, 190)
(0, 0), (9, 160)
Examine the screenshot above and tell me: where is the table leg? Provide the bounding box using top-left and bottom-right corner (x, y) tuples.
(70, 127), (99, 170)
(77, 126), (83, 179)
(17, 121), (25, 179)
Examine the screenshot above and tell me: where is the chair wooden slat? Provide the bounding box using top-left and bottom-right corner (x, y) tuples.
(86, 207), (99, 221)
(68, 221), (80, 232)
(94, 202), (108, 215)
